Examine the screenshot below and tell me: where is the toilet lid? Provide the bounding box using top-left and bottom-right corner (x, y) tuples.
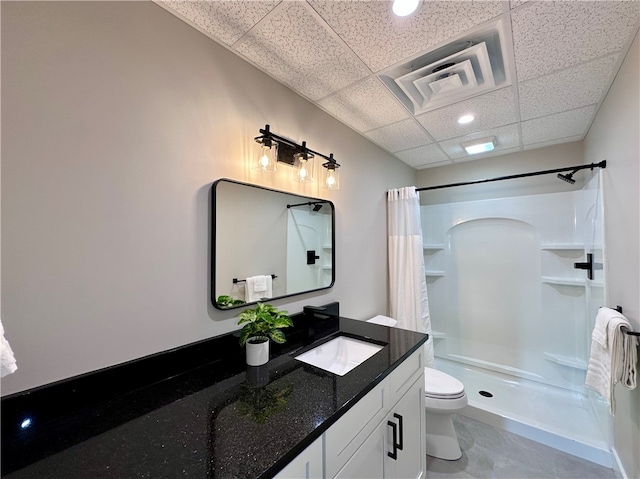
(424, 368), (465, 399)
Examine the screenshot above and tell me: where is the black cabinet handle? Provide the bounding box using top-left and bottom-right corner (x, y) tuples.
(387, 420), (398, 460)
(393, 413), (403, 451)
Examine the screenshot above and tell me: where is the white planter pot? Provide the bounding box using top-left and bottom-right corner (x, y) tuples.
(246, 338), (269, 366)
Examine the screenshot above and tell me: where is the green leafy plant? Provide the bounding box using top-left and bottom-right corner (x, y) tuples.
(237, 303), (293, 346)
(216, 295), (245, 308)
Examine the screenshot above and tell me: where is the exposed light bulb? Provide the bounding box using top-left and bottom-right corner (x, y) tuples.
(392, 0), (419, 17)
(259, 151), (270, 169)
(299, 162), (308, 180)
(326, 170), (336, 188)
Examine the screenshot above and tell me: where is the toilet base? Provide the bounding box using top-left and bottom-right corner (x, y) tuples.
(425, 411), (462, 460)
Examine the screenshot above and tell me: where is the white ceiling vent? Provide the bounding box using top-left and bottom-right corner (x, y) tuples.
(379, 18), (513, 115)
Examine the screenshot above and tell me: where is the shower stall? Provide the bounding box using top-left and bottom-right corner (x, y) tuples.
(420, 172), (612, 466)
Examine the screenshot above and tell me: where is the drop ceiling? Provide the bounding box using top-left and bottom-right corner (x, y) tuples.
(157, 0), (639, 169)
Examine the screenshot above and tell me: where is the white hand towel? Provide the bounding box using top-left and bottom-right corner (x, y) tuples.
(585, 307), (638, 414)
(1, 318), (17, 378)
(245, 275), (273, 303)
(253, 275), (268, 293)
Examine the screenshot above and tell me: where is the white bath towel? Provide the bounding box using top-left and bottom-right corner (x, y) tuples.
(585, 307), (638, 414)
(245, 275), (273, 303)
(1, 318), (17, 378)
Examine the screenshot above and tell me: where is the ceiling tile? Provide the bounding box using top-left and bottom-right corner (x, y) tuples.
(318, 77), (410, 132)
(415, 159), (452, 170)
(160, 1), (280, 46)
(521, 106), (596, 146)
(416, 87), (517, 141)
(364, 119), (432, 153)
(394, 144), (450, 169)
(235, 2), (370, 101)
(518, 55), (619, 121)
(512, 1), (640, 81)
(439, 124), (520, 160)
(309, 0), (504, 72)
(523, 136), (583, 151)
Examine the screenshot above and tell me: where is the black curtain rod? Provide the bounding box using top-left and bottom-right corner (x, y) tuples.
(416, 161), (607, 192)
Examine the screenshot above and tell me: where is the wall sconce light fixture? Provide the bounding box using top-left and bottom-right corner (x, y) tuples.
(253, 125), (277, 173)
(254, 125), (341, 189)
(322, 154), (340, 190)
(293, 142), (314, 183)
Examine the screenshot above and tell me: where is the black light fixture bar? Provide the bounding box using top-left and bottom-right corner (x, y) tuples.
(417, 161), (607, 192)
(257, 124), (335, 163)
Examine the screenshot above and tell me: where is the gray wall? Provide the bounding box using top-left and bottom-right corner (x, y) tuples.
(584, 32), (639, 479)
(1, 1), (415, 396)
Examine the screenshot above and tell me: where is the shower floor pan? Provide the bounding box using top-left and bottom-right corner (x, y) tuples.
(435, 357), (612, 468)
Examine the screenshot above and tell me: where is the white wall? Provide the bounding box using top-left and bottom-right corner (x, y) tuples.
(0, 1), (415, 396)
(584, 32), (639, 479)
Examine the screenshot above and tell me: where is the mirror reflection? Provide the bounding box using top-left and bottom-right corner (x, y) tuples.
(212, 179), (335, 310)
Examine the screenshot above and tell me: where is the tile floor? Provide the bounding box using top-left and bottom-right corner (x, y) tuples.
(426, 415), (618, 479)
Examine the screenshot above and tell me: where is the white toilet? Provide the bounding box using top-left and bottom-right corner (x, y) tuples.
(365, 316), (467, 460)
(424, 367), (467, 460)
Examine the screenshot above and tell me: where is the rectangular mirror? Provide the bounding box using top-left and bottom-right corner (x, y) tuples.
(212, 179), (335, 310)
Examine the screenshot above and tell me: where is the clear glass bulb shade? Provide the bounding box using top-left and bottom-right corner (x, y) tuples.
(323, 166), (340, 190)
(253, 141), (276, 173)
(293, 154), (314, 183)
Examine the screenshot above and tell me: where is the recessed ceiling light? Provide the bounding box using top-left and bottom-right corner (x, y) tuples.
(461, 137), (496, 155)
(458, 114), (475, 124)
(392, 0), (420, 17)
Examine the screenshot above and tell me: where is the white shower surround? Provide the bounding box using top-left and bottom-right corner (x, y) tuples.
(421, 174), (611, 465)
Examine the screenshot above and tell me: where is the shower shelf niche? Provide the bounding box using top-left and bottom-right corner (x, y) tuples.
(423, 244), (445, 251)
(542, 276), (586, 287)
(425, 270), (446, 277)
(540, 244), (584, 251)
(541, 277), (603, 287)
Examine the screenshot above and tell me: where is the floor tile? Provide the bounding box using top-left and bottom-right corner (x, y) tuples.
(425, 415), (617, 479)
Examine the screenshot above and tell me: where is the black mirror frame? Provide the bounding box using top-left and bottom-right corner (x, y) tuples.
(211, 178), (335, 310)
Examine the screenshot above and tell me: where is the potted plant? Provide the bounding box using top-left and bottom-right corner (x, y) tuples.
(238, 303), (293, 366)
(216, 295), (245, 308)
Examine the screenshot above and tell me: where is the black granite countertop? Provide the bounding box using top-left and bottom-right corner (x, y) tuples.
(1, 303), (428, 478)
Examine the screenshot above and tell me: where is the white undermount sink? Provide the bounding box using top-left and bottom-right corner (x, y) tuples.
(294, 335), (384, 376)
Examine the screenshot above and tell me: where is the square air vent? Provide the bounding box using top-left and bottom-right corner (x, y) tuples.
(379, 18), (513, 115)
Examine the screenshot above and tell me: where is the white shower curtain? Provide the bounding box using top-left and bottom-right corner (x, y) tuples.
(388, 187), (434, 367)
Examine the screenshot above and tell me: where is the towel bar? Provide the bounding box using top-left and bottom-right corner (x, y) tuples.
(622, 326), (640, 337)
(233, 274), (277, 284)
(611, 306), (640, 336)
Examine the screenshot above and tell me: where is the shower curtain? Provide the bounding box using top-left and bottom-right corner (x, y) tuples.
(388, 187), (434, 367)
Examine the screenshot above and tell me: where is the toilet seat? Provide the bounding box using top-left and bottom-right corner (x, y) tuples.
(425, 368), (465, 399)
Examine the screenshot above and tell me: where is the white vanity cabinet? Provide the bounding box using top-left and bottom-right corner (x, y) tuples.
(327, 348), (426, 479)
(274, 437), (323, 479)
(274, 347), (425, 479)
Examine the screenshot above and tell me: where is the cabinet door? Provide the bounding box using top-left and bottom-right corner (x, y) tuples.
(384, 376), (426, 479)
(333, 423), (385, 479)
(274, 437), (323, 479)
